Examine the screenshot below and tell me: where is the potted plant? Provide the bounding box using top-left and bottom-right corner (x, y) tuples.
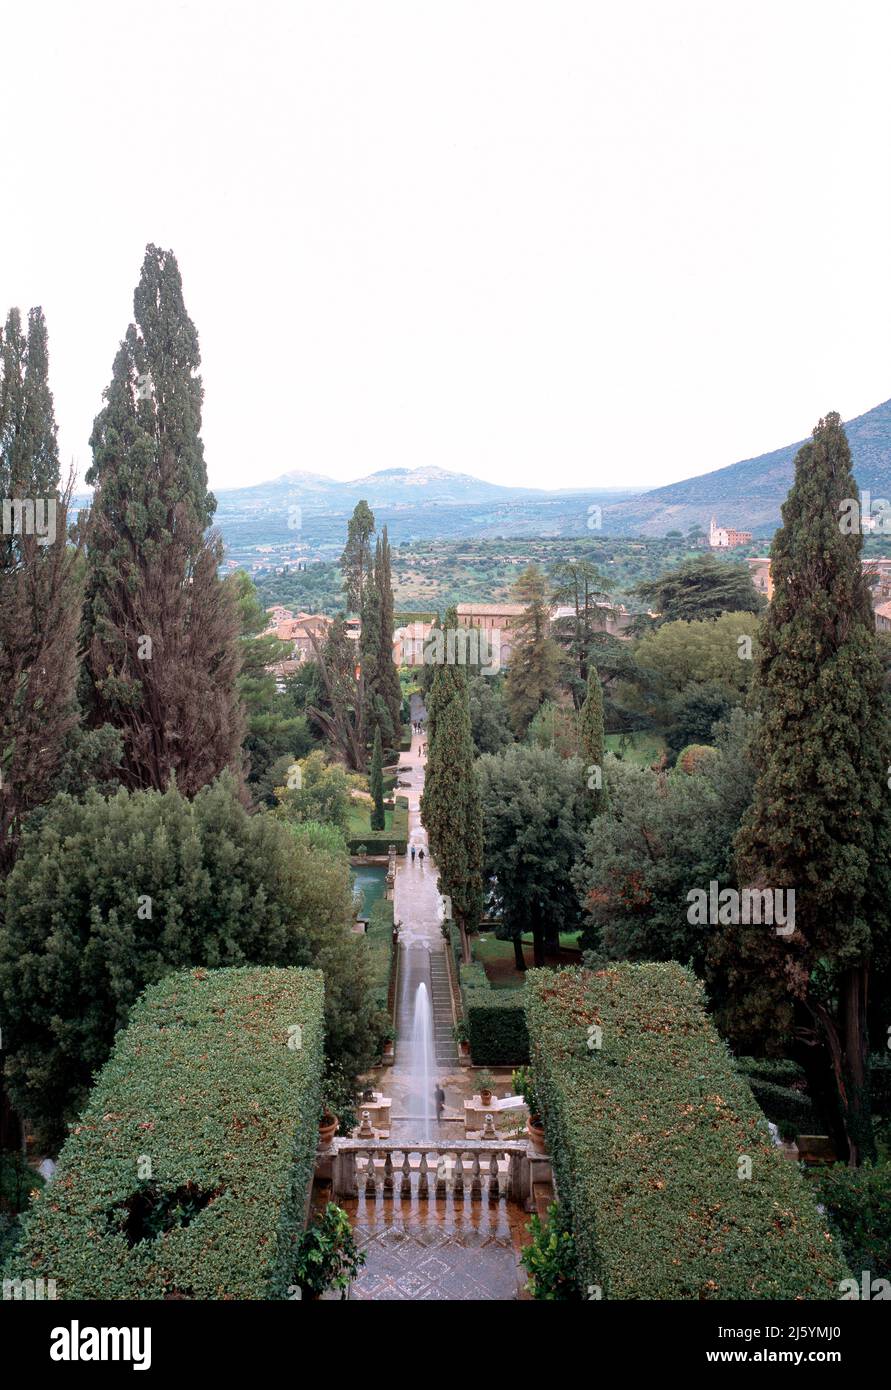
(380, 1022), (395, 1060)
(292, 1203), (366, 1300)
(778, 1118), (799, 1159)
(453, 1019), (471, 1059)
(513, 1065), (546, 1152)
(477, 1069), (496, 1106)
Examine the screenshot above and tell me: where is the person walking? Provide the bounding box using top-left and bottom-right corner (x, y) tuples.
(418, 847), (425, 865)
(434, 1084), (445, 1123)
(410, 844), (416, 862)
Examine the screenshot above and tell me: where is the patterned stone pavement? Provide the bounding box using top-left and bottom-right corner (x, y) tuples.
(342, 1196), (525, 1301)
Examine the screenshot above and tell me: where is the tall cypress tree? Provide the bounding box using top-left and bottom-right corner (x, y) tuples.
(369, 725), (385, 831)
(578, 664), (606, 815)
(0, 306), (81, 872)
(340, 500), (375, 614)
(374, 526), (402, 747)
(421, 608), (484, 963)
(731, 412), (891, 1165)
(82, 245), (244, 795)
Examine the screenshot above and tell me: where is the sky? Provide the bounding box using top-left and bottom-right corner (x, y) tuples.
(2, 0), (890, 496)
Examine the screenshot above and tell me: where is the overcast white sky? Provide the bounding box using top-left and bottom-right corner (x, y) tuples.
(2, 1), (890, 495)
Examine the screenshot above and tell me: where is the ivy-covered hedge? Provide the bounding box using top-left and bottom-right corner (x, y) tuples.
(735, 1056), (806, 1088)
(526, 964), (849, 1300)
(4, 967), (324, 1300)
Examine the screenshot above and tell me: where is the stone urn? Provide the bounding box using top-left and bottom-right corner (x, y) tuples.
(527, 1115), (547, 1153)
(318, 1111), (338, 1147)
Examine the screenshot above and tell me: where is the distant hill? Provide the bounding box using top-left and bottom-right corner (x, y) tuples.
(212, 466), (639, 556)
(602, 398), (891, 537)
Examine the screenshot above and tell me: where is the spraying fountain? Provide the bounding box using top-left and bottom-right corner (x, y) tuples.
(410, 982), (436, 1139)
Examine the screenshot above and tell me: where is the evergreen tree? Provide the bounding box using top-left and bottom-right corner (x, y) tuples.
(0, 306), (82, 872)
(550, 557), (609, 697)
(421, 607), (483, 962)
(340, 499), (375, 614)
(306, 615), (366, 770)
(578, 664), (606, 814)
(82, 245), (244, 795)
(631, 554), (762, 630)
(730, 413), (891, 1165)
(369, 725), (385, 831)
(504, 563), (560, 736)
(374, 526), (403, 745)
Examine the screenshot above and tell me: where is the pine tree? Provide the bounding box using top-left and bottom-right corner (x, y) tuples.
(0, 306), (82, 872)
(578, 664), (607, 815)
(369, 725), (385, 831)
(731, 412), (891, 1165)
(505, 563), (560, 736)
(82, 245), (244, 795)
(421, 608), (484, 962)
(340, 500), (375, 614)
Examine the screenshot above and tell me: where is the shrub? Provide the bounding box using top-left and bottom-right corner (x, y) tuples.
(814, 1164), (891, 1282)
(525, 964), (849, 1299)
(3, 967), (325, 1299)
(521, 1202), (582, 1301)
(869, 1054), (891, 1119)
(0, 776), (372, 1141)
(292, 1202), (365, 1299)
(735, 1056), (806, 1087)
(744, 1078), (816, 1132)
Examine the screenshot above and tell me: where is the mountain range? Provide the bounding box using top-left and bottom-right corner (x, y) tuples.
(75, 398), (891, 546)
(601, 398), (891, 537)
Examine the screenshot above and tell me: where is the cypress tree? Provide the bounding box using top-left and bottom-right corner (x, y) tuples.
(82, 245), (244, 795)
(0, 306), (81, 872)
(578, 664), (607, 815)
(340, 500), (375, 614)
(421, 608), (484, 963)
(369, 725), (385, 831)
(731, 412), (891, 1165)
(373, 525), (403, 748)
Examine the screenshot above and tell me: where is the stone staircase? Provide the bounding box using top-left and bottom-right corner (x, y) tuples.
(428, 946), (457, 1066)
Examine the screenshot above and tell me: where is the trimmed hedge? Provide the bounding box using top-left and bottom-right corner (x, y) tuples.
(459, 963), (490, 992)
(745, 1078), (816, 1132)
(465, 992), (529, 1066)
(366, 898), (396, 1024)
(735, 1056), (806, 1088)
(526, 964), (849, 1300)
(4, 967), (324, 1300)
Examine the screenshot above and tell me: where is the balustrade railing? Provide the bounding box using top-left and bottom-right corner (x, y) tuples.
(330, 1139), (529, 1204)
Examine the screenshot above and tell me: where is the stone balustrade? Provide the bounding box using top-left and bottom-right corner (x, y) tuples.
(330, 1138), (532, 1205)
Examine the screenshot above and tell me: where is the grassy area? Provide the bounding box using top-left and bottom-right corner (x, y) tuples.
(364, 899), (395, 1031)
(471, 931), (582, 990)
(346, 797), (409, 843)
(605, 731), (667, 766)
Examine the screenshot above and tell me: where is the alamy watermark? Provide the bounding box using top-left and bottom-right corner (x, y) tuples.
(396, 622), (501, 674)
(686, 881), (795, 937)
(1, 497), (57, 546)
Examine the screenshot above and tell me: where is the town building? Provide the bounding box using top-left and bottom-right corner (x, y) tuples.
(709, 517), (753, 549)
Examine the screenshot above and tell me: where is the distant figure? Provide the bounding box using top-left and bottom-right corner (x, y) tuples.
(410, 844), (416, 862)
(418, 847), (425, 864)
(434, 1085), (446, 1122)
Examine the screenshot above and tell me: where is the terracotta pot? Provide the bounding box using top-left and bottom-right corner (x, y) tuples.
(480, 1089), (493, 1106)
(527, 1115), (546, 1153)
(318, 1113), (338, 1146)
(458, 1041), (471, 1058)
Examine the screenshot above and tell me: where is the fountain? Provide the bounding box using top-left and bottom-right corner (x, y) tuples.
(410, 982), (436, 1139)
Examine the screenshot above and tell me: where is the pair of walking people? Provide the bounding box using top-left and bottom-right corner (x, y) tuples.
(409, 844), (425, 864)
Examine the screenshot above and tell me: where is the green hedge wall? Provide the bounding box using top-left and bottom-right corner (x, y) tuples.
(4, 966), (324, 1300)
(525, 964), (849, 1300)
(745, 1078), (816, 1132)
